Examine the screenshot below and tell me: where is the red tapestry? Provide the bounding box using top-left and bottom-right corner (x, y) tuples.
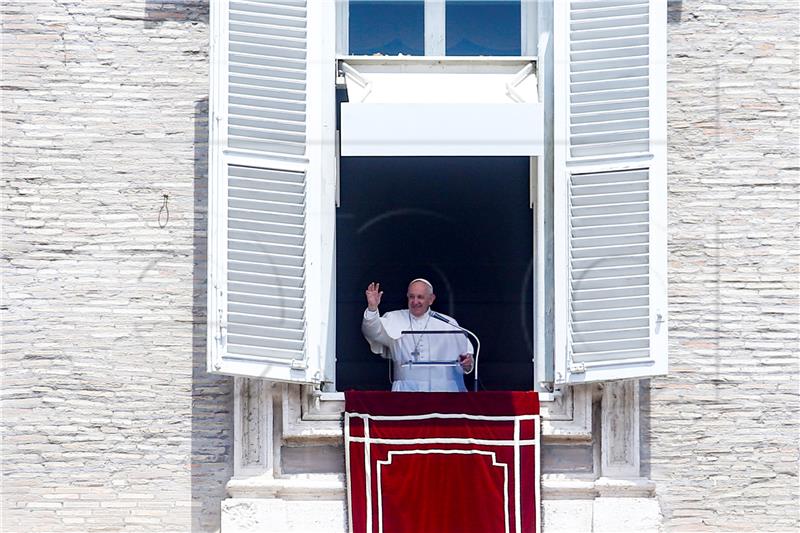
(345, 392), (540, 533)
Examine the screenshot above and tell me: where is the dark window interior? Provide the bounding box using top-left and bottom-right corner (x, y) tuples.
(335, 157), (534, 391)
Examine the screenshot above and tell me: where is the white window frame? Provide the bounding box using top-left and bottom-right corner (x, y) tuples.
(333, 0), (550, 391)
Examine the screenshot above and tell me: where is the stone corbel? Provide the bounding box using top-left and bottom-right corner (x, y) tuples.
(233, 377), (272, 477)
(598, 379), (654, 497)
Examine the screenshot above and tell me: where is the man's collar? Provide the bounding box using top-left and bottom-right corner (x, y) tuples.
(409, 309), (430, 320)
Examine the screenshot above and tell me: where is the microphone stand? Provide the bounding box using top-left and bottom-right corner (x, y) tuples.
(429, 312), (481, 392)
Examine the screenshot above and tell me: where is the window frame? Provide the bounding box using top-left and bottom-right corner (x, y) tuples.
(208, 0), (668, 392)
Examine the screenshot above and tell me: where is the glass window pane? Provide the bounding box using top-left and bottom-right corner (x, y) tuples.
(349, 1), (424, 56)
(446, 1), (521, 56)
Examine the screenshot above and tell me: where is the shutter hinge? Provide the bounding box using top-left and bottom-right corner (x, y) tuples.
(212, 285), (225, 371)
(569, 362), (586, 374)
(215, 291), (226, 347)
(291, 359), (308, 371)
(655, 313), (665, 334)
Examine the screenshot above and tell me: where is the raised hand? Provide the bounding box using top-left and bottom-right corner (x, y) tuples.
(365, 282), (383, 312)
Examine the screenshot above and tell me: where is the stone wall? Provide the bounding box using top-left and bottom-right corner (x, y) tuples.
(1, 1), (232, 531)
(2, 1), (799, 533)
(646, 1), (800, 531)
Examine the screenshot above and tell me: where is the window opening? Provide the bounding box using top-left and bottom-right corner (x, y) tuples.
(335, 156), (534, 391)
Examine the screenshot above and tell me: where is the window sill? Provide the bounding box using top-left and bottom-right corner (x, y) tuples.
(292, 385), (593, 442)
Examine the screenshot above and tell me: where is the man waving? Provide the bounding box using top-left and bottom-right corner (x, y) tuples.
(361, 279), (474, 392)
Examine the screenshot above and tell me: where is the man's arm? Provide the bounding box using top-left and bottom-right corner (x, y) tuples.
(361, 282), (393, 355)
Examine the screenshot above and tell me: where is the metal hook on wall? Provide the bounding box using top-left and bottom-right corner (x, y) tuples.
(158, 193), (169, 228)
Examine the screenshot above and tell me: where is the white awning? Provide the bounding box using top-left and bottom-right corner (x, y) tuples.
(338, 57), (545, 157)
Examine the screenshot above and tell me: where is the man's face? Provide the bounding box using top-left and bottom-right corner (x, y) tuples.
(407, 282), (435, 318)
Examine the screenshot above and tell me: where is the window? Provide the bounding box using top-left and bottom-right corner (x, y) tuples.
(335, 156), (534, 391)
(208, 0), (668, 390)
(446, 1), (521, 56)
(343, 0), (533, 56)
(349, 1), (424, 56)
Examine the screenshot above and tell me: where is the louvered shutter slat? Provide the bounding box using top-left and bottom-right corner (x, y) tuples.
(572, 4), (649, 19)
(229, 280), (304, 300)
(228, 139), (306, 156)
(229, 10), (307, 29)
(229, 175), (303, 192)
(228, 260), (304, 278)
(225, 346), (303, 363)
(228, 303), (304, 321)
(229, 74), (305, 92)
(572, 306), (649, 323)
(572, 296), (649, 313)
(573, 273), (648, 290)
(228, 249), (304, 267)
(229, 269), (305, 286)
(573, 264), (649, 279)
(229, 220), (304, 237)
(229, 323), (305, 342)
(230, 241), (303, 258)
(572, 202), (647, 217)
(572, 68), (649, 86)
(229, 292), (303, 310)
(572, 316), (650, 333)
(571, 98), (648, 116)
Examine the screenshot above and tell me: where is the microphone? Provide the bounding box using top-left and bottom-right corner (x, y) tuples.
(429, 310), (482, 392)
(429, 311), (452, 324)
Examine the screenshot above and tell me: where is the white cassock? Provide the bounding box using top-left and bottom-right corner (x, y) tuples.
(362, 308), (473, 392)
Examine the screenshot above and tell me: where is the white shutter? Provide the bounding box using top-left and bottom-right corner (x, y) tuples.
(208, 0), (332, 384)
(553, 0), (666, 384)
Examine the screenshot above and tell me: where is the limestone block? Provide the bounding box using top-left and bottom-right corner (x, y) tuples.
(541, 499), (593, 533)
(221, 498), (347, 533)
(592, 497), (662, 533)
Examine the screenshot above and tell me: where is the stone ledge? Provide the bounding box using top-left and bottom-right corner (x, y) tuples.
(542, 475), (657, 499)
(542, 475), (598, 500)
(594, 477), (656, 498)
(226, 474), (346, 500)
(228, 473), (657, 502)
